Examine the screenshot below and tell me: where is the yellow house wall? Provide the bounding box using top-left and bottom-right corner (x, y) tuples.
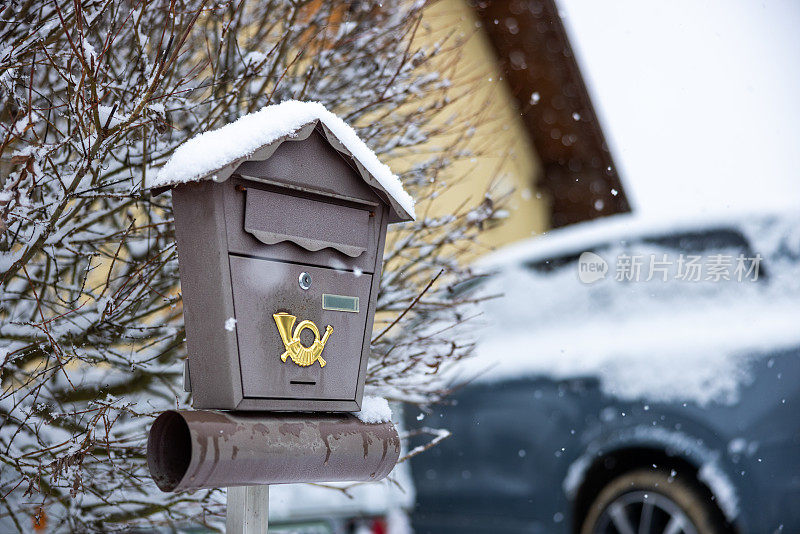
(413, 0), (550, 254)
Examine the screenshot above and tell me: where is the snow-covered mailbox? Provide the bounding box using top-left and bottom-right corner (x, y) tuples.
(150, 101), (414, 412)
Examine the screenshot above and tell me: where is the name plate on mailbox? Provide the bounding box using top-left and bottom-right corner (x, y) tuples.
(322, 294), (360, 313)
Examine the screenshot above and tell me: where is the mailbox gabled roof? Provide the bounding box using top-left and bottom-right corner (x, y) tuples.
(149, 100), (414, 221)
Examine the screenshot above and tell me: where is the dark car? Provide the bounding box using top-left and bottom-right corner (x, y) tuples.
(408, 214), (800, 534)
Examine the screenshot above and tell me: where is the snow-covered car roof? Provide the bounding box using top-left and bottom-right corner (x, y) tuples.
(148, 100), (415, 222)
(453, 210), (800, 406)
(477, 211), (790, 270)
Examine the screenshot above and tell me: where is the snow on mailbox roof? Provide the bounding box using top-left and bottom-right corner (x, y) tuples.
(149, 100), (414, 221)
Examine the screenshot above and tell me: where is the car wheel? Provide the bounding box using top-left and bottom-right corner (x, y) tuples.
(580, 469), (728, 534)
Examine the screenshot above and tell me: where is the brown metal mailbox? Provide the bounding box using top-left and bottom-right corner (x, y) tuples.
(155, 104), (414, 411)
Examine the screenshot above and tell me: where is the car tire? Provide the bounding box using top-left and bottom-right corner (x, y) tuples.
(579, 469), (729, 534)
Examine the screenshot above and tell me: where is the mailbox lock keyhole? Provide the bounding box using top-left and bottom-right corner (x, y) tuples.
(298, 272), (312, 290)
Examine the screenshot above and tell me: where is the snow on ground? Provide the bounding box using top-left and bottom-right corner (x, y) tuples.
(148, 100), (415, 219)
(457, 213), (800, 405)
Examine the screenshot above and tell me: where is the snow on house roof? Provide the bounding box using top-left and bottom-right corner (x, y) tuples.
(148, 100), (415, 221)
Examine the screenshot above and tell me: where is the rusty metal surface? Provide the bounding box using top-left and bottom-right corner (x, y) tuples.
(147, 410), (401, 492)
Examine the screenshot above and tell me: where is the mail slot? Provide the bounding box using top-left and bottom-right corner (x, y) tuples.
(152, 102), (414, 411)
(223, 176), (382, 274)
(244, 188), (370, 257)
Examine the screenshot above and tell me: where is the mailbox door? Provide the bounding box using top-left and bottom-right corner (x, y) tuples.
(228, 255), (372, 402)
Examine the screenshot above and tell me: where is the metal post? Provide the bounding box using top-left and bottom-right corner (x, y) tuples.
(226, 485), (269, 534)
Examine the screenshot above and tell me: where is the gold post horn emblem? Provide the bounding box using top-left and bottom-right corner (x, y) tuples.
(273, 312), (333, 367)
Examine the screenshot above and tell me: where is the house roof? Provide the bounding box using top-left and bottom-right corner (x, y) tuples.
(473, 0), (630, 227)
(148, 100), (415, 222)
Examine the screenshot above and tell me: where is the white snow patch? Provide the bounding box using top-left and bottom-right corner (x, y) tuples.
(148, 100), (414, 219)
(243, 51), (267, 66)
(354, 396), (392, 424)
(224, 317), (237, 332)
(462, 280), (800, 405)
(147, 102), (165, 115)
(80, 38), (97, 64)
(563, 453), (593, 498)
(97, 104), (128, 128)
(269, 478), (412, 525)
(699, 461), (739, 520)
(386, 508), (413, 534)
